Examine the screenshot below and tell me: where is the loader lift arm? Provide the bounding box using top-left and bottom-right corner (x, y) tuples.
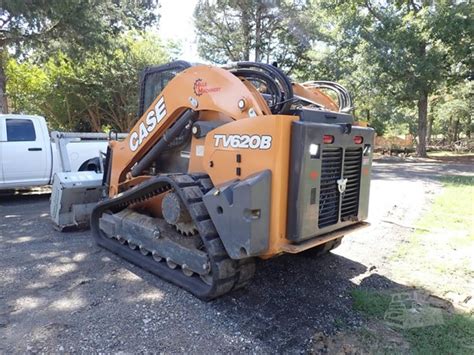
(106, 63), (269, 196)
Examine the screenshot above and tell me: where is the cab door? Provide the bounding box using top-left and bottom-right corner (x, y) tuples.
(1, 117), (49, 187)
(138, 61), (191, 116)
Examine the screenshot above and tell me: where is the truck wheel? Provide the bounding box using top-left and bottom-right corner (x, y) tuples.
(78, 157), (101, 173)
(301, 237), (343, 258)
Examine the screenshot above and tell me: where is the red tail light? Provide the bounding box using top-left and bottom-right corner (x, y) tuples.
(353, 136), (363, 144)
(323, 135), (334, 144)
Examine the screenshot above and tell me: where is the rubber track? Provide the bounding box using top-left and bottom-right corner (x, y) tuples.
(90, 173), (255, 300)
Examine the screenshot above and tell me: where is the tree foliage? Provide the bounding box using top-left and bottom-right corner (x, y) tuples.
(194, 0), (319, 71)
(307, 0), (473, 155)
(4, 0), (472, 153)
(321, 0), (473, 156)
(432, 81), (473, 143)
(194, 0), (472, 155)
(0, 0), (159, 113)
(6, 32), (172, 132)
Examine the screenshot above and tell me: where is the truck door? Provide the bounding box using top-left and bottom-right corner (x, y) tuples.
(1, 117), (49, 187)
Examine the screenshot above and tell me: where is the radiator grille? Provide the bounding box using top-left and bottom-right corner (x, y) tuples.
(318, 148), (342, 228)
(341, 148), (362, 220)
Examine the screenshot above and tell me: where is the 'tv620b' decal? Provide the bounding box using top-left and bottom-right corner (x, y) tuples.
(213, 134), (272, 150)
(129, 96), (167, 151)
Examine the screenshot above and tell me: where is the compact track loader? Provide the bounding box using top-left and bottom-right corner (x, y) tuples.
(52, 61), (374, 300)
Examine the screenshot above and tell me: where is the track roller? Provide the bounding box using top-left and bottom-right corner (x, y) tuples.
(152, 252), (163, 262)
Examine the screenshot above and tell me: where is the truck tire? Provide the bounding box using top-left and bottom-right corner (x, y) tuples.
(300, 237), (343, 258)
(78, 157), (101, 173)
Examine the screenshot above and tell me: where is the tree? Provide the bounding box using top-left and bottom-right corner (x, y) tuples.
(194, 0), (318, 72)
(432, 81), (473, 143)
(6, 32), (172, 132)
(0, 0), (158, 113)
(315, 0), (472, 156)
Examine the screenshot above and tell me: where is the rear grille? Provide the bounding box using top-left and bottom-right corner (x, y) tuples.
(341, 148), (362, 220)
(318, 148), (342, 228)
(318, 147), (362, 229)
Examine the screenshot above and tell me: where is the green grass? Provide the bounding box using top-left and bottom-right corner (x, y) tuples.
(352, 289), (474, 354)
(403, 313), (474, 355)
(351, 176), (474, 353)
(351, 289), (392, 319)
(391, 175), (474, 264)
(416, 176), (474, 240)
(391, 175), (474, 271)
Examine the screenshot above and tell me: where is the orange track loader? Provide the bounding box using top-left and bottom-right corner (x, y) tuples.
(54, 61), (374, 300)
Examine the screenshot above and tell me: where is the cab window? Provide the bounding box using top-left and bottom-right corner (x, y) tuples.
(142, 70), (177, 112)
(6, 119), (36, 142)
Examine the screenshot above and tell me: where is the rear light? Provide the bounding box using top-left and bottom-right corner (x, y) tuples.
(323, 135), (334, 144)
(364, 144), (371, 156)
(309, 143), (320, 159)
(353, 136), (363, 144)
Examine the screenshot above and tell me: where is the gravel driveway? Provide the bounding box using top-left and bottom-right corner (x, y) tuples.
(0, 158), (471, 353)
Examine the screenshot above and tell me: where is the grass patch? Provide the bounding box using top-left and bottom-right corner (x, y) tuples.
(402, 313), (474, 355)
(353, 175), (474, 353)
(352, 289), (474, 354)
(416, 175), (474, 239)
(389, 175), (474, 293)
(351, 289), (392, 319)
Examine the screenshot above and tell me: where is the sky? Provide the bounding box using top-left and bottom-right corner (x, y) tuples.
(157, 0), (201, 62)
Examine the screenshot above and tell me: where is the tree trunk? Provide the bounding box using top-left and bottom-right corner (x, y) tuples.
(416, 92), (428, 157)
(0, 49), (8, 114)
(427, 115), (433, 145)
(453, 119), (460, 142)
(240, 5), (251, 61)
(466, 114), (471, 138)
(447, 116), (453, 143)
(254, 5), (262, 62)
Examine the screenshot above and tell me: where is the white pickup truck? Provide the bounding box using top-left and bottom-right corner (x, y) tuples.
(0, 114), (109, 190)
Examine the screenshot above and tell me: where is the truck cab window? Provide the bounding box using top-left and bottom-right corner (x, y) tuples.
(6, 119), (36, 142)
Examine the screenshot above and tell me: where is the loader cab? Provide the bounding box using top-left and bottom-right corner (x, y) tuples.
(136, 61), (194, 175)
(138, 61), (192, 117)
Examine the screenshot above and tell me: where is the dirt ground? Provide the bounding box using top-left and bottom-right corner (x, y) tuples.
(0, 157), (472, 353)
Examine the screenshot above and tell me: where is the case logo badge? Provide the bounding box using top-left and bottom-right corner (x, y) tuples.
(337, 178), (348, 194)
